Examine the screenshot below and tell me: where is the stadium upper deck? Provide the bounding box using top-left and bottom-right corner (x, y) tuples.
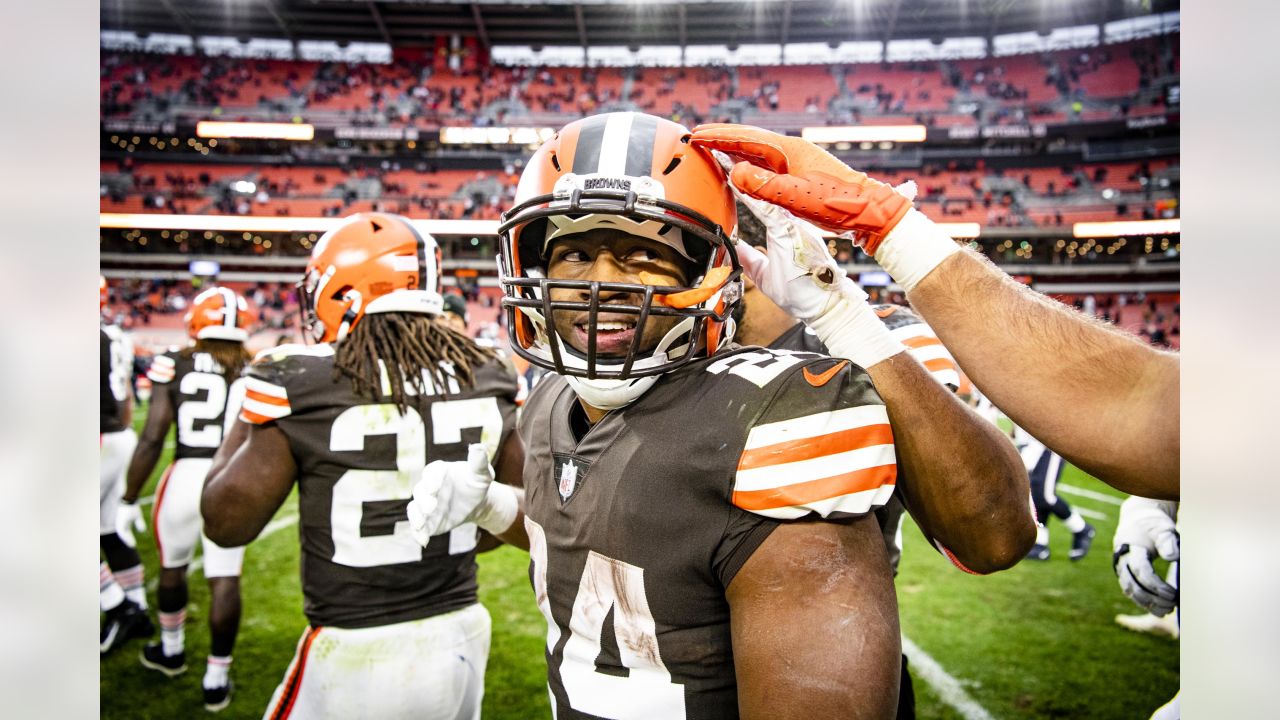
(101, 35), (1177, 131)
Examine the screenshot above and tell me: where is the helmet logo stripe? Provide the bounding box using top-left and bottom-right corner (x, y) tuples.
(220, 287), (237, 328)
(624, 113), (660, 177)
(570, 114), (609, 174)
(596, 112), (636, 176)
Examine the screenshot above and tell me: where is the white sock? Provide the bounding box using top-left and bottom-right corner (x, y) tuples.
(1035, 525), (1049, 546)
(1064, 511), (1086, 533)
(100, 563), (125, 612)
(115, 565), (148, 610)
(159, 610), (186, 656)
(204, 656), (232, 689)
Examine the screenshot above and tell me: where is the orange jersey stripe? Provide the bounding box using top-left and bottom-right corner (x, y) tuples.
(240, 408), (276, 425)
(732, 464), (897, 512)
(923, 357), (958, 372)
(737, 423), (894, 471)
(269, 627), (322, 720)
(246, 389), (289, 407)
(901, 335), (943, 349)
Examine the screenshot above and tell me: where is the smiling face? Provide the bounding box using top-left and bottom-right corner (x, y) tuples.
(544, 227), (694, 359)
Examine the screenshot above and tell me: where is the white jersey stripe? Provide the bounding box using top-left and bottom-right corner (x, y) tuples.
(244, 376), (288, 400)
(905, 344), (954, 363)
(889, 323), (938, 342)
(744, 405), (889, 451)
(252, 342), (335, 362)
(929, 369), (962, 388)
(735, 444), (897, 492)
(749, 483), (896, 521)
(241, 397), (290, 420)
(151, 355), (176, 367)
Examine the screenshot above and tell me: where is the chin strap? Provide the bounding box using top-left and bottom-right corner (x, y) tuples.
(646, 266), (734, 309)
(335, 289), (363, 342)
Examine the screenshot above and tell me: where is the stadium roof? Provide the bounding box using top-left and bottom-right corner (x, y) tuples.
(100, 0), (1179, 49)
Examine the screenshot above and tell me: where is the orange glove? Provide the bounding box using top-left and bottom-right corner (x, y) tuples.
(690, 123), (912, 254)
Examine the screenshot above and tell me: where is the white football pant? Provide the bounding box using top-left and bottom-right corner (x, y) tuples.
(100, 429), (137, 534)
(153, 457), (245, 577)
(262, 603), (491, 720)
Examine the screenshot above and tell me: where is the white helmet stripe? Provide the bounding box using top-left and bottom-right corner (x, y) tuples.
(219, 287), (238, 328)
(597, 112), (636, 176)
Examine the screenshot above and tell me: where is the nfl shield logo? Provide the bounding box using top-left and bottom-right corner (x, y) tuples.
(558, 459), (578, 500)
(553, 454), (588, 504)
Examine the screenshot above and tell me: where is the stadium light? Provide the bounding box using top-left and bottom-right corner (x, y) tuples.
(801, 125), (928, 144)
(195, 121), (316, 141)
(440, 126), (556, 145)
(100, 213), (499, 236)
(1073, 219), (1180, 238)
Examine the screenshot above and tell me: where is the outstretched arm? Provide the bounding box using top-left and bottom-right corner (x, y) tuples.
(692, 124), (1178, 500)
(729, 518), (900, 720)
(906, 249), (1179, 500)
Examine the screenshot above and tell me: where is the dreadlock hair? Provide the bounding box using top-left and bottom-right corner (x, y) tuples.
(334, 312), (496, 413)
(182, 338), (252, 384)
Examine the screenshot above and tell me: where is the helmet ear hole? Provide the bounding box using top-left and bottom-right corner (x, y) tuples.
(661, 157), (682, 175)
(331, 285), (352, 301)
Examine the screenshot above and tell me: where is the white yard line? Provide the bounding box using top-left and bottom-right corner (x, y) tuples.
(1076, 506), (1109, 521)
(146, 514), (297, 592)
(901, 634), (996, 720)
(1057, 484), (1124, 506)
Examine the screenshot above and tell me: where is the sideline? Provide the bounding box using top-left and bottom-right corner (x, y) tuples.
(901, 634), (996, 720)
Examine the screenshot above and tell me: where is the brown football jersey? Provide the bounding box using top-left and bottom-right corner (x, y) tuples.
(521, 345), (897, 719)
(100, 325), (132, 433)
(146, 348), (238, 460)
(771, 307), (966, 575)
(241, 343), (518, 629)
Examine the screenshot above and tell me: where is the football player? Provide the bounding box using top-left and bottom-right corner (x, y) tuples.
(121, 287), (254, 711)
(1018, 427), (1095, 561)
(201, 213), (526, 720)
(100, 276), (154, 654)
(690, 124), (1178, 501)
(729, 195), (1032, 720)
(416, 112), (1027, 718)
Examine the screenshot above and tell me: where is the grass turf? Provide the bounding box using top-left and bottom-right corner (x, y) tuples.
(101, 404), (1176, 718)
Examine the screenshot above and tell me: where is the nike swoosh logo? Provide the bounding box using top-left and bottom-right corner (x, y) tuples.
(874, 306), (897, 318)
(803, 360), (849, 388)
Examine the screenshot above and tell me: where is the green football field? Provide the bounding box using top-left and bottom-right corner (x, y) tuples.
(101, 403), (1178, 719)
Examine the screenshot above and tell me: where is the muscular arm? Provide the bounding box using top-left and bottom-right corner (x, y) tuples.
(729, 517), (900, 720)
(867, 351), (1034, 573)
(907, 249), (1179, 500)
(201, 421), (296, 547)
(122, 386), (174, 503)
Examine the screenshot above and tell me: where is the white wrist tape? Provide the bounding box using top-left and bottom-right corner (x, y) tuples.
(808, 295), (906, 370)
(873, 208), (962, 292)
(472, 482), (520, 535)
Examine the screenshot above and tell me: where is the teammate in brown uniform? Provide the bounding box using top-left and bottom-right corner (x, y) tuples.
(100, 277), (154, 654)
(411, 112), (1029, 719)
(201, 213), (526, 720)
(122, 287), (254, 710)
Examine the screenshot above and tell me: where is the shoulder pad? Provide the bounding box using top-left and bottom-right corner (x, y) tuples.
(252, 342), (335, 364)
